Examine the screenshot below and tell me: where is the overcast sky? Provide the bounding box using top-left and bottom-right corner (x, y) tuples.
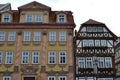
(1, 0), (120, 36)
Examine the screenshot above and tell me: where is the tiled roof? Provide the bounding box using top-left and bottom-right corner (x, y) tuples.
(82, 19), (104, 25)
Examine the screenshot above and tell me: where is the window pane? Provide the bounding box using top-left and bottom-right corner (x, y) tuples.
(32, 51), (40, 64)
(49, 32), (56, 41)
(22, 51), (29, 64)
(59, 51), (66, 64)
(86, 57), (93, 68)
(0, 51), (2, 64)
(8, 32), (15, 41)
(78, 57), (85, 68)
(59, 32), (66, 41)
(0, 31), (5, 41)
(3, 14), (10, 22)
(26, 14), (32, 22)
(24, 32), (31, 41)
(5, 51), (13, 64)
(34, 32), (40, 41)
(48, 51), (56, 64)
(98, 57), (104, 68)
(58, 15), (65, 23)
(105, 57), (112, 68)
(35, 15), (42, 22)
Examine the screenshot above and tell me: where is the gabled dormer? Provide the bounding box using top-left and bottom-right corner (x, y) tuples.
(18, 1), (51, 23)
(0, 3), (12, 23)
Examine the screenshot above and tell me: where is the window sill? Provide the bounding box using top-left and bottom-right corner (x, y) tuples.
(59, 41), (66, 46)
(48, 42), (56, 46)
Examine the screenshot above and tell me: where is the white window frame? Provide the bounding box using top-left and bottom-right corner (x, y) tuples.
(5, 51), (13, 64)
(34, 32), (41, 41)
(8, 32), (15, 41)
(59, 76), (67, 80)
(0, 51), (2, 64)
(0, 31), (5, 41)
(86, 57), (93, 68)
(58, 14), (66, 23)
(105, 57), (112, 68)
(21, 51), (29, 64)
(2, 14), (10, 22)
(59, 32), (66, 41)
(35, 14), (42, 22)
(26, 14), (33, 22)
(24, 32), (31, 41)
(3, 76), (11, 80)
(87, 27), (92, 32)
(48, 76), (56, 80)
(32, 51), (40, 64)
(59, 51), (66, 64)
(78, 57), (85, 68)
(98, 27), (103, 32)
(98, 57), (104, 68)
(48, 51), (56, 64)
(49, 31), (56, 41)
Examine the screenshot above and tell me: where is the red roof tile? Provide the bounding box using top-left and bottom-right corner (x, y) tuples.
(82, 19), (104, 25)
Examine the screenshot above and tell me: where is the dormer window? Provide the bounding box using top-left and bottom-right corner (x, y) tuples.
(26, 14), (32, 22)
(57, 14), (66, 23)
(2, 14), (10, 22)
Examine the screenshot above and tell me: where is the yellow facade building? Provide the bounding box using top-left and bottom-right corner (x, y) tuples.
(0, 1), (75, 80)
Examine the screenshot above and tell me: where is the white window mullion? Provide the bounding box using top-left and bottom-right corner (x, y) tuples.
(59, 32), (66, 41)
(59, 76), (67, 80)
(3, 76), (11, 80)
(48, 76), (56, 80)
(49, 32), (56, 41)
(22, 51), (29, 64)
(32, 51), (40, 64)
(8, 32), (15, 41)
(0, 51), (3, 64)
(34, 32), (40, 41)
(59, 51), (66, 64)
(0, 31), (5, 41)
(24, 32), (31, 41)
(105, 57), (112, 68)
(5, 51), (13, 64)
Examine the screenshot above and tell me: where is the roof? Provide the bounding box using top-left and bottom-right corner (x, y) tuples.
(82, 19), (105, 25)
(18, 1), (51, 10)
(0, 4), (5, 7)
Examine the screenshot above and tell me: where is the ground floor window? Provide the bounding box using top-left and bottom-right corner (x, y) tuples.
(3, 76), (11, 80)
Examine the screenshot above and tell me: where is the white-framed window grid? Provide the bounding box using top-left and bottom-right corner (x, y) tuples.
(78, 57), (85, 68)
(89, 40), (94, 46)
(105, 57), (112, 68)
(101, 40), (107, 46)
(59, 32), (66, 41)
(59, 51), (66, 64)
(24, 32), (31, 41)
(83, 40), (88, 47)
(5, 51), (13, 64)
(58, 14), (66, 23)
(0, 51), (2, 64)
(48, 76), (56, 80)
(21, 51), (29, 64)
(26, 14), (32, 22)
(8, 32), (15, 41)
(0, 31), (5, 41)
(35, 14), (42, 22)
(3, 76), (11, 80)
(32, 51), (40, 64)
(95, 40), (100, 46)
(59, 76), (67, 80)
(49, 32), (56, 41)
(34, 32), (41, 41)
(2, 14), (10, 22)
(48, 51), (56, 64)
(98, 57), (104, 68)
(86, 57), (93, 68)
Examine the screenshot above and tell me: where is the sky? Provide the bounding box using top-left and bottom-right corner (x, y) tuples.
(1, 0), (120, 36)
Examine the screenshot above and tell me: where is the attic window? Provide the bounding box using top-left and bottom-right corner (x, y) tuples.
(57, 14), (66, 23)
(2, 14), (10, 22)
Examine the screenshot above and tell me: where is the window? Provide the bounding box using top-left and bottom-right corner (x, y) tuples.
(26, 14), (32, 22)
(2, 14), (10, 22)
(93, 27), (97, 32)
(59, 76), (66, 80)
(24, 32), (31, 41)
(48, 76), (56, 80)
(83, 40), (88, 47)
(34, 32), (40, 41)
(89, 40), (94, 46)
(22, 51), (29, 64)
(0, 31), (5, 41)
(32, 51), (40, 64)
(98, 27), (103, 32)
(105, 57), (112, 68)
(49, 32), (56, 41)
(78, 57), (85, 68)
(35, 15), (42, 22)
(59, 51), (66, 64)
(98, 57), (104, 68)
(59, 32), (66, 41)
(8, 32), (15, 41)
(5, 51), (13, 64)
(3, 76), (11, 80)
(87, 27), (92, 32)
(58, 14), (66, 23)
(0, 51), (2, 64)
(86, 57), (93, 68)
(101, 40), (106, 46)
(48, 51), (56, 64)
(95, 40), (100, 46)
